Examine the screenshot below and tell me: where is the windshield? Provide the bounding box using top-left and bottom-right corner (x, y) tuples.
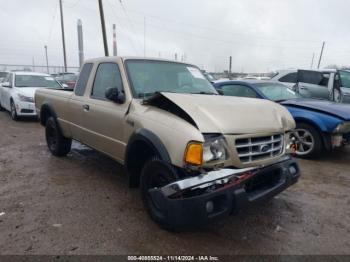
(56, 74), (77, 81)
(125, 60), (218, 98)
(253, 82), (301, 101)
(15, 75), (61, 88)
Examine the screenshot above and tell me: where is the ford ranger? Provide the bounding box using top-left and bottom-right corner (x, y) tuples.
(35, 57), (300, 230)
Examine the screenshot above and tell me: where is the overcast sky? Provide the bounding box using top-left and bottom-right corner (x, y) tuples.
(0, 0), (350, 73)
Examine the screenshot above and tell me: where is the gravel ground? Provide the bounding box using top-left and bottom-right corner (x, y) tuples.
(0, 111), (349, 255)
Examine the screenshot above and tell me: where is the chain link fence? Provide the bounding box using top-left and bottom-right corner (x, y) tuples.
(0, 64), (80, 75)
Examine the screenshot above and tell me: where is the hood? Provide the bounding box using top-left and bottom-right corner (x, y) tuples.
(17, 87), (40, 98)
(281, 99), (350, 121)
(147, 92), (295, 134)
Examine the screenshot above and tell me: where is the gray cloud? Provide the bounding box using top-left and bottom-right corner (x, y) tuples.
(0, 0), (349, 72)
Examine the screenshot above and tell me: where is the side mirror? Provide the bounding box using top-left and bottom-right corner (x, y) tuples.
(216, 89), (224, 95)
(2, 82), (11, 88)
(105, 87), (125, 104)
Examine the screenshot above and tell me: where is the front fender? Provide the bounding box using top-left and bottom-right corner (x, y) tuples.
(286, 106), (342, 132)
(125, 128), (171, 164)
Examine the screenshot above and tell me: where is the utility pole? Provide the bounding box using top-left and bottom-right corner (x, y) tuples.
(113, 24), (117, 56)
(143, 17), (146, 57)
(98, 0), (109, 56)
(229, 56), (232, 79)
(317, 42), (325, 69)
(44, 45), (49, 74)
(59, 0), (67, 72)
(32, 56), (35, 72)
(310, 53), (315, 69)
(77, 19), (84, 68)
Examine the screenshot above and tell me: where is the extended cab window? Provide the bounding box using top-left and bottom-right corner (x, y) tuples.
(75, 63), (93, 96)
(219, 84), (257, 98)
(91, 63), (123, 99)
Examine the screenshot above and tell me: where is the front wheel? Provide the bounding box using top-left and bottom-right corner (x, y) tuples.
(292, 123), (323, 158)
(140, 157), (179, 230)
(10, 100), (18, 121)
(45, 117), (72, 156)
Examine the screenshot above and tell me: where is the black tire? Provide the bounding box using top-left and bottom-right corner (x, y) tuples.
(10, 100), (18, 121)
(140, 157), (179, 230)
(45, 116), (72, 156)
(294, 122), (323, 158)
(0, 100), (4, 111)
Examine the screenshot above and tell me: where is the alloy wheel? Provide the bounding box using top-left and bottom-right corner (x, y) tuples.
(10, 102), (17, 119)
(292, 129), (315, 156)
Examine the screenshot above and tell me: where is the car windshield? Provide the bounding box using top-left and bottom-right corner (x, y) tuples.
(56, 74), (77, 81)
(125, 60), (218, 98)
(15, 75), (61, 88)
(253, 82), (301, 101)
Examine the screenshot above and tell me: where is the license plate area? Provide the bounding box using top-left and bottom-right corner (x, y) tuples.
(244, 168), (282, 194)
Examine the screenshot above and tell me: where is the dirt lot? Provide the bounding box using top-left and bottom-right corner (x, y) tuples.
(0, 111), (349, 255)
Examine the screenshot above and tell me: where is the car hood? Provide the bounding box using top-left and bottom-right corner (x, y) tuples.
(147, 92), (295, 134)
(17, 87), (42, 98)
(281, 99), (350, 121)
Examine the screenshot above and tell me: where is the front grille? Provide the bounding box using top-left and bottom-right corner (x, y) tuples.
(235, 134), (284, 163)
(20, 109), (34, 113)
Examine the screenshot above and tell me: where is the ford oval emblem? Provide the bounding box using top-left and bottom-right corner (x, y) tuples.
(260, 144), (270, 153)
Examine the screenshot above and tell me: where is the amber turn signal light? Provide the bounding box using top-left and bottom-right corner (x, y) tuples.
(184, 142), (203, 166)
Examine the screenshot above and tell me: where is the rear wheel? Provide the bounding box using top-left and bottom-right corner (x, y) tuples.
(292, 123), (323, 158)
(140, 157), (179, 230)
(45, 117), (72, 156)
(10, 100), (18, 121)
(0, 100), (4, 111)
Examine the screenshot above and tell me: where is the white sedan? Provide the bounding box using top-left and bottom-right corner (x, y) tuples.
(0, 72), (62, 120)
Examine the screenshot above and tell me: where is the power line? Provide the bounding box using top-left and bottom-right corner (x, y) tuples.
(105, 0), (143, 55)
(115, 5), (322, 44)
(47, 1), (59, 44)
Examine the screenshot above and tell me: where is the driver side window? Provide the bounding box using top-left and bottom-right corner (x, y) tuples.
(5, 73), (13, 86)
(91, 63), (123, 100)
(220, 84), (258, 98)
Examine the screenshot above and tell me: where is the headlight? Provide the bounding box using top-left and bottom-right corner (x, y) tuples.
(184, 135), (229, 166)
(333, 122), (350, 134)
(18, 94), (34, 103)
(286, 131), (297, 154)
(203, 134), (228, 163)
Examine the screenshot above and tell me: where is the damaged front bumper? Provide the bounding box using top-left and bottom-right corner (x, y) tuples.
(148, 155), (300, 228)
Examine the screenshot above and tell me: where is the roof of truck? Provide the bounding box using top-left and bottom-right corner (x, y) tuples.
(84, 56), (194, 65)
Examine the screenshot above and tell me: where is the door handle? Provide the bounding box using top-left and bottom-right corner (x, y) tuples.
(83, 104), (89, 111)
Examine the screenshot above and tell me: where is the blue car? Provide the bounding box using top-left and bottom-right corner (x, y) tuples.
(214, 80), (350, 158)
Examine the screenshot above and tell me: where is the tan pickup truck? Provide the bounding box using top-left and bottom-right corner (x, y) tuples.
(35, 56), (300, 230)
